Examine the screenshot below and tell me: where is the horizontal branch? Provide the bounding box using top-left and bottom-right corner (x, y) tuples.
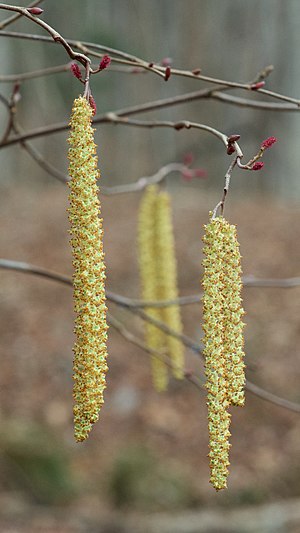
(108, 311), (204, 393)
(102, 114), (228, 146)
(0, 30), (299, 107)
(0, 85), (228, 149)
(116, 275), (300, 308)
(1, 258), (300, 415)
(212, 91), (300, 112)
(0, 63), (70, 82)
(101, 163), (187, 195)
(0, 0), (43, 30)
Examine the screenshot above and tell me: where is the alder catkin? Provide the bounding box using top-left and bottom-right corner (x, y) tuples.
(137, 185), (184, 391)
(138, 185), (168, 392)
(68, 96), (108, 442)
(156, 190), (184, 380)
(222, 222), (246, 407)
(202, 216), (245, 490)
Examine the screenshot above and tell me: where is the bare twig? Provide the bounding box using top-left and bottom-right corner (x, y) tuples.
(0, 0), (43, 30)
(0, 4), (90, 69)
(1, 258), (300, 414)
(108, 312), (204, 392)
(0, 85), (234, 149)
(0, 63), (71, 83)
(107, 276), (300, 308)
(14, 121), (69, 183)
(100, 114), (228, 146)
(1, 28), (300, 107)
(212, 91), (300, 112)
(101, 163), (192, 195)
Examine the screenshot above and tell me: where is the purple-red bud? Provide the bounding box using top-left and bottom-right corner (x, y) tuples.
(89, 95), (97, 116)
(70, 63), (82, 80)
(193, 168), (207, 178)
(164, 66), (171, 81)
(161, 57), (173, 67)
(250, 81), (265, 90)
(227, 145), (236, 155)
(27, 7), (43, 15)
(192, 68), (201, 75)
(228, 134), (241, 143)
(261, 136), (277, 149)
(252, 162), (264, 171)
(99, 55), (111, 71)
(183, 152), (194, 166)
(181, 167), (207, 181)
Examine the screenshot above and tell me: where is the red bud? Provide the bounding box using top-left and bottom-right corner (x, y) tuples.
(164, 66), (171, 81)
(89, 95), (97, 116)
(252, 162), (264, 171)
(250, 81), (265, 90)
(227, 145), (236, 155)
(27, 7), (43, 15)
(99, 55), (111, 71)
(228, 134), (240, 143)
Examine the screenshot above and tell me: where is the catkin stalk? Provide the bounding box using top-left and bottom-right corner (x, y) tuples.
(68, 96), (108, 442)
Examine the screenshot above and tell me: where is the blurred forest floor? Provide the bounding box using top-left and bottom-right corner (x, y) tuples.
(0, 180), (300, 532)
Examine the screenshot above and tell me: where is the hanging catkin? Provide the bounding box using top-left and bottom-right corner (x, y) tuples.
(202, 216), (245, 490)
(138, 185), (168, 391)
(156, 190), (184, 381)
(68, 96), (108, 442)
(138, 185), (184, 391)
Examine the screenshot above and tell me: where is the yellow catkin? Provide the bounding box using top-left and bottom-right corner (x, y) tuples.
(222, 222), (246, 407)
(202, 216), (245, 490)
(138, 185), (168, 392)
(155, 190), (184, 380)
(68, 96), (108, 442)
(137, 185), (184, 391)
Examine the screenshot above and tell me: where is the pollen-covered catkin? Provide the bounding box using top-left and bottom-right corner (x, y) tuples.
(155, 190), (184, 380)
(202, 216), (245, 490)
(222, 222), (246, 407)
(138, 185), (168, 392)
(68, 96), (108, 442)
(138, 185), (184, 391)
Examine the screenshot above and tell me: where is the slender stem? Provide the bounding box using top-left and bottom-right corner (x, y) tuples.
(0, 85), (229, 148)
(0, 63), (71, 82)
(1, 258), (300, 414)
(1, 29), (299, 107)
(212, 91), (300, 111)
(0, 4), (90, 67)
(0, 0), (43, 30)
(108, 312), (204, 392)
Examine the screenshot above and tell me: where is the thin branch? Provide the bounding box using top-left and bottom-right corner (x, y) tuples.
(108, 311), (204, 392)
(108, 275), (300, 308)
(212, 91), (300, 112)
(101, 163), (192, 195)
(0, 4), (90, 68)
(0, 85), (231, 149)
(76, 42), (165, 79)
(0, 63), (71, 82)
(14, 121), (69, 184)
(1, 258), (300, 414)
(0, 0), (43, 30)
(1, 29), (299, 107)
(101, 114), (228, 146)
